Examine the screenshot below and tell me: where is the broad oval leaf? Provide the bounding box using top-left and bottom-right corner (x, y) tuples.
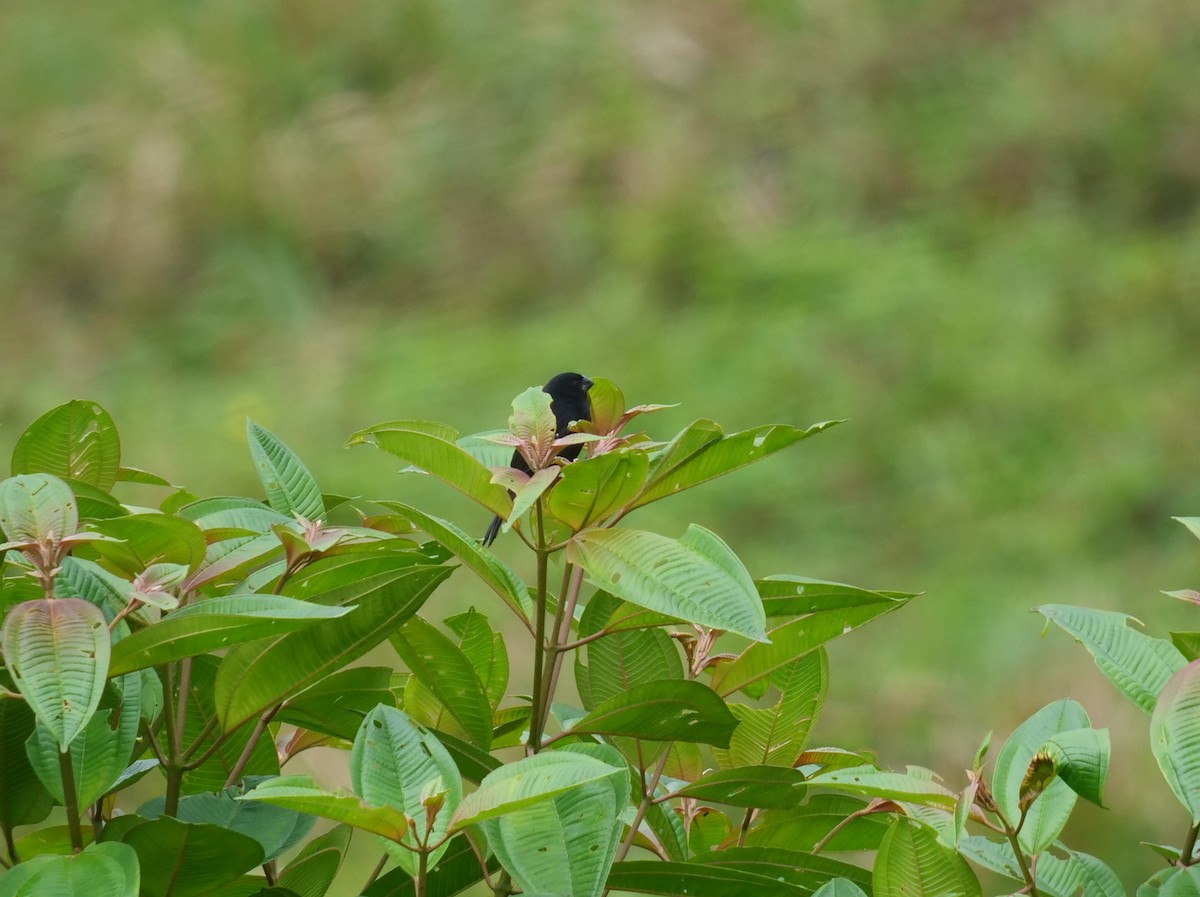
(100, 814), (264, 897)
(1043, 727), (1110, 808)
(277, 824), (352, 897)
(0, 699), (54, 830)
(0, 841), (138, 897)
(350, 706), (463, 872)
(0, 473), (78, 543)
(11, 401), (121, 491)
(813, 880), (869, 897)
(563, 679), (738, 746)
(993, 699), (1088, 852)
(549, 449), (649, 531)
(2, 598), (110, 750)
(875, 818), (981, 897)
(347, 421), (511, 517)
(1152, 659), (1200, 823)
(631, 419), (841, 510)
(569, 525), (767, 641)
(246, 420), (325, 522)
(451, 747), (627, 830)
(1037, 604), (1186, 713)
(109, 595), (353, 676)
(214, 563), (453, 730)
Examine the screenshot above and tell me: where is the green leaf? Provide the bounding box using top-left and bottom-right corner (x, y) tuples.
(184, 534), (284, 592)
(0, 699), (53, 829)
(276, 825), (351, 897)
(1152, 659), (1200, 823)
(712, 592), (901, 697)
(11, 401), (121, 491)
(275, 666), (395, 741)
(1036, 605), (1186, 713)
(576, 596), (682, 711)
(0, 841), (138, 897)
(959, 837), (1123, 897)
(563, 679), (738, 746)
(813, 880), (869, 897)
(178, 497), (295, 537)
(27, 673), (142, 807)
(56, 557), (132, 622)
(451, 747), (627, 830)
(993, 699), (1088, 853)
(139, 784), (314, 863)
(1139, 867), (1200, 897)
(569, 525), (767, 641)
(237, 776), (409, 841)
(501, 466), (558, 533)
(874, 818), (980, 897)
(246, 420), (324, 522)
(109, 594), (353, 676)
(86, 513), (208, 576)
(747, 795), (890, 853)
(363, 834), (499, 897)
(350, 706), (463, 873)
(390, 616), (493, 750)
(100, 814), (265, 897)
(692, 846), (873, 894)
(347, 421), (512, 517)
(0, 473), (78, 543)
(381, 502), (532, 621)
(2, 598), (110, 750)
(548, 449), (650, 531)
(480, 745), (630, 897)
(714, 651), (828, 768)
(1043, 727), (1110, 807)
(807, 765), (957, 809)
(756, 576), (915, 620)
(116, 466), (173, 487)
(214, 563), (453, 730)
(1172, 632), (1200, 662)
(607, 861), (808, 896)
(446, 609), (508, 710)
(668, 766), (806, 809)
(631, 419), (841, 509)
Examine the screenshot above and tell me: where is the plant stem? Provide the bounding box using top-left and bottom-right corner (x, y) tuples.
(542, 565), (586, 727)
(528, 500), (550, 754)
(736, 808), (754, 848)
(2, 821), (20, 865)
(180, 716), (219, 766)
(492, 870), (513, 897)
(1181, 821), (1200, 866)
(59, 749), (83, 853)
(415, 849), (429, 897)
(175, 657), (192, 741)
(224, 706), (279, 788)
(1003, 828), (1040, 897)
(362, 853), (388, 892)
(613, 749), (671, 865)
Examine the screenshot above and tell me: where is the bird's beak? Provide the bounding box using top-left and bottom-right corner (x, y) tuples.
(582, 376), (595, 391)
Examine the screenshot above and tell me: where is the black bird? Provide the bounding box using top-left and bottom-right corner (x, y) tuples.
(482, 372), (594, 546)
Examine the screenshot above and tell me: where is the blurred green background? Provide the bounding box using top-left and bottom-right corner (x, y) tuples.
(3, 0), (1199, 886)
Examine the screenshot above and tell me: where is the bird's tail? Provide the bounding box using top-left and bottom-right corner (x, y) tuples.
(482, 514), (503, 547)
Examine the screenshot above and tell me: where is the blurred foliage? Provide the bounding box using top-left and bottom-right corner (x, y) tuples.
(1, 0), (1199, 886)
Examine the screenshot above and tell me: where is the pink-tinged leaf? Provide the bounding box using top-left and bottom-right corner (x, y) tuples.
(490, 468), (531, 494)
(509, 388), (557, 470)
(503, 467), (559, 533)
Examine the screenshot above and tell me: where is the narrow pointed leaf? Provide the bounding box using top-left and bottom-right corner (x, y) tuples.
(631, 419), (841, 509)
(1036, 604), (1186, 713)
(277, 824), (351, 897)
(606, 861), (806, 896)
(390, 616), (493, 750)
(569, 525), (766, 641)
(109, 595), (351, 676)
(563, 679), (738, 746)
(692, 846), (873, 893)
(715, 651), (827, 768)
(2, 598), (110, 750)
(215, 564), (453, 730)
(756, 576), (915, 620)
(11, 401), (121, 491)
(668, 766), (806, 808)
(86, 513), (207, 575)
(347, 421), (511, 517)
(807, 765), (956, 808)
(380, 502), (532, 621)
(275, 666), (395, 741)
(237, 776), (410, 841)
(246, 420), (324, 521)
